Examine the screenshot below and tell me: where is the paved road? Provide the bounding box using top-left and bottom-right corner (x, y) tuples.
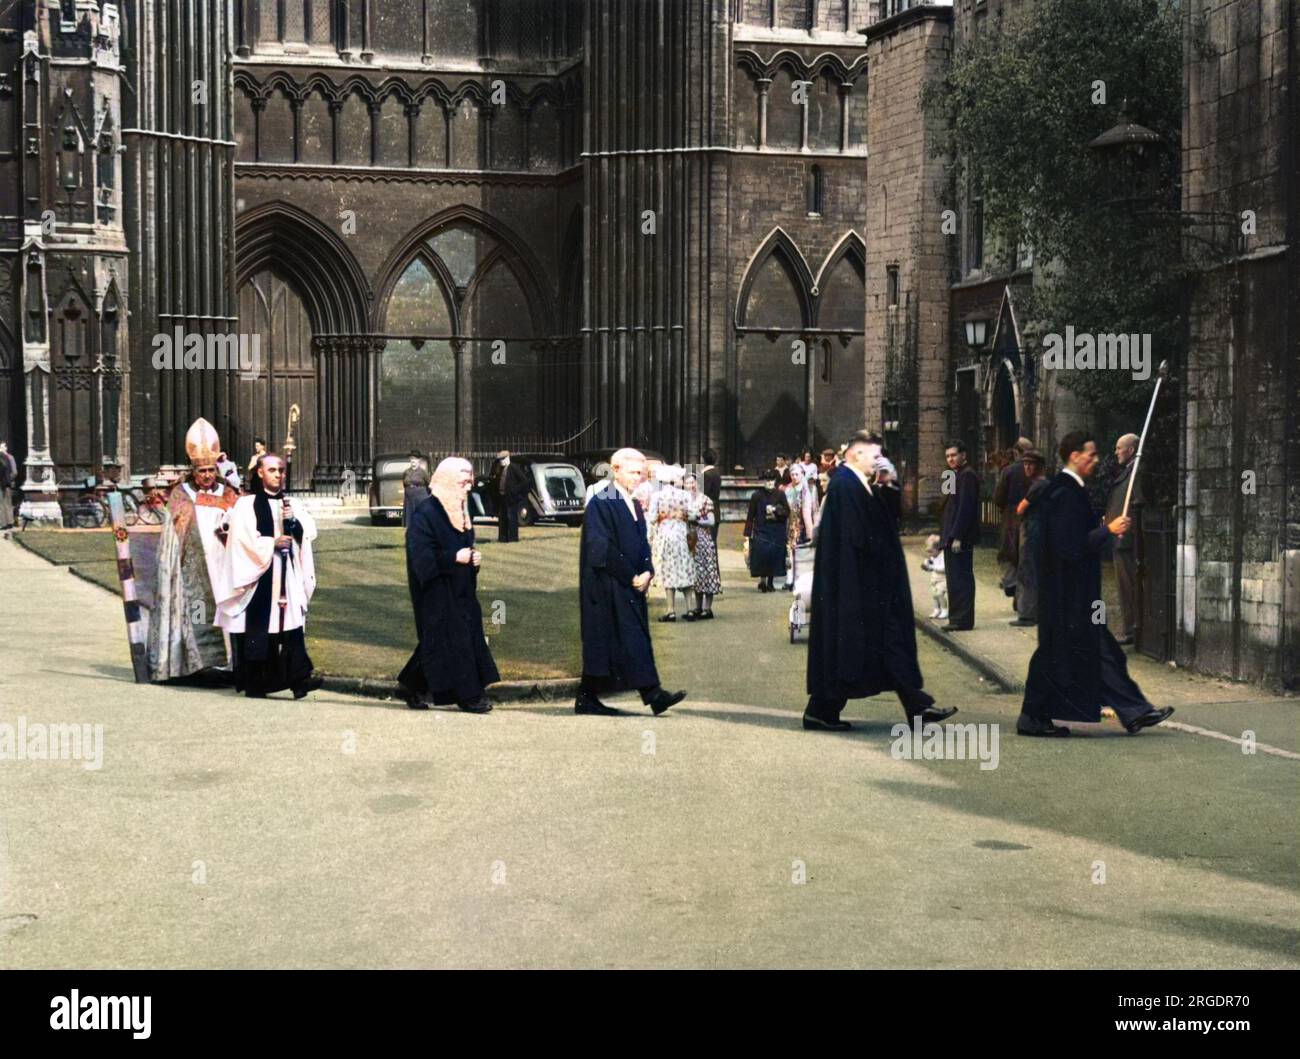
(1, 537), (1296, 968)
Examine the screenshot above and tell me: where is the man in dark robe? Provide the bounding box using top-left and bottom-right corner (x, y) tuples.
(398, 457), (498, 713)
(1017, 432), (1174, 737)
(575, 447), (686, 717)
(803, 436), (956, 732)
(939, 442), (980, 631)
(495, 450), (530, 543)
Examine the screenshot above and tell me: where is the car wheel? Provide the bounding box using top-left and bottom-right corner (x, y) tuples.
(518, 503), (536, 527)
(370, 513), (386, 526)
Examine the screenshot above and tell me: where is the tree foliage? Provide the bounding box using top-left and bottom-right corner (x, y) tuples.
(923, 0), (1187, 417)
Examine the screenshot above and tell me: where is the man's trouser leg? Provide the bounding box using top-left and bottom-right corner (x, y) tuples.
(944, 546), (975, 628)
(1115, 549), (1137, 640)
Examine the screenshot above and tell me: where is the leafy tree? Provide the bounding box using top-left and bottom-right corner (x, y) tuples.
(923, 0), (1192, 502)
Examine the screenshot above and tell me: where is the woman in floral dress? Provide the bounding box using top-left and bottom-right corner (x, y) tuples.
(684, 473), (722, 619)
(783, 465), (817, 591)
(648, 465), (696, 621)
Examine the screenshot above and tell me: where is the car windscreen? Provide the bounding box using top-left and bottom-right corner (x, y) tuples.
(378, 459), (423, 477)
(532, 464), (585, 503)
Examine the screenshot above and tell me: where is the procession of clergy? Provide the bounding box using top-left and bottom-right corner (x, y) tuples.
(152, 418), (1174, 739)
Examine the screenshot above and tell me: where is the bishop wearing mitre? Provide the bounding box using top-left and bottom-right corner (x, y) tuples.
(148, 417), (238, 681)
(215, 451), (323, 699)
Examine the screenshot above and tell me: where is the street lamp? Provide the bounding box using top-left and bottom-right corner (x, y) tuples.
(962, 314), (989, 351)
(1088, 112), (1164, 207)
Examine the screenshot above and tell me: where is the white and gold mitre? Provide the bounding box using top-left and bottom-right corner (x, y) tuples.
(185, 417), (221, 467)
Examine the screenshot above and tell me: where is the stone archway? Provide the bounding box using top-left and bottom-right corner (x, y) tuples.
(234, 201), (373, 482)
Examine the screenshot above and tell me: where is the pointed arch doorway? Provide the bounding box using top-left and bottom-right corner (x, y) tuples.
(235, 271), (316, 478)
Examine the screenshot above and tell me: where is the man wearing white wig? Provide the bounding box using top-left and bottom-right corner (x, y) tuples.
(576, 447), (687, 716)
(216, 452), (322, 699)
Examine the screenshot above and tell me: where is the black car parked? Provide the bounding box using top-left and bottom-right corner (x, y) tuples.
(470, 453), (586, 527)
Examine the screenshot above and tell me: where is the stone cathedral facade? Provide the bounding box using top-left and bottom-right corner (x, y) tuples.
(2, 0), (884, 520)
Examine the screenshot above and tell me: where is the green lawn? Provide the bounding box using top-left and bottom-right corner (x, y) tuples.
(16, 524), (584, 682)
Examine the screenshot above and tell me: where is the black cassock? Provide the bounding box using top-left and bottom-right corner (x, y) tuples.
(579, 489), (660, 691)
(399, 496), (500, 706)
(806, 468), (929, 719)
(1022, 472), (1151, 724)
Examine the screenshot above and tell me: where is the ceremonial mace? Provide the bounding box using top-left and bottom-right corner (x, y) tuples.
(277, 404), (301, 631)
(1122, 360), (1169, 520)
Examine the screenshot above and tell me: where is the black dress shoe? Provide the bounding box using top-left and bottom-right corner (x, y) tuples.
(1116, 635), (1135, 646)
(941, 623), (973, 632)
(575, 701), (623, 716)
(458, 699), (493, 714)
(648, 689), (686, 716)
(575, 693), (623, 716)
(919, 706), (958, 724)
(802, 714), (852, 732)
(688, 609), (704, 619)
(292, 673), (324, 700)
(701, 610), (714, 620)
(1016, 713), (1070, 737)
(1123, 706), (1174, 734)
(1009, 618), (1036, 627)
(682, 611), (697, 622)
(658, 613), (677, 622)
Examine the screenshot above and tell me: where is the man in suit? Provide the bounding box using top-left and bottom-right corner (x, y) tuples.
(1017, 432), (1174, 738)
(1104, 433), (1142, 645)
(575, 447), (687, 717)
(699, 449), (722, 542)
(993, 437), (1034, 600)
(939, 442), (980, 631)
(494, 450), (530, 543)
(803, 436), (956, 732)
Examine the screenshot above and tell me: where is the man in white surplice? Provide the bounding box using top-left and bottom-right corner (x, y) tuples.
(216, 453), (322, 699)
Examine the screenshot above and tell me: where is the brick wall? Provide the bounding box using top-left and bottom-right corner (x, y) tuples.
(864, 7), (954, 515)
(1179, 0), (1297, 688)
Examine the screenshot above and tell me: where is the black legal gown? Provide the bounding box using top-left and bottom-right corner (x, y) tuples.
(1022, 472), (1148, 722)
(806, 468), (923, 700)
(399, 496), (500, 705)
(578, 489), (660, 690)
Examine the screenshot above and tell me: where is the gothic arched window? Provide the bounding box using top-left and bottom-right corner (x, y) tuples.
(807, 164), (824, 216)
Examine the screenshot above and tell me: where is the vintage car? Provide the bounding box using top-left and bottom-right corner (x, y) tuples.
(368, 453), (430, 525)
(470, 453), (586, 527)
(570, 447), (668, 486)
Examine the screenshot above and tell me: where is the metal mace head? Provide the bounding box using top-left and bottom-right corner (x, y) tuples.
(1156, 359), (1169, 381)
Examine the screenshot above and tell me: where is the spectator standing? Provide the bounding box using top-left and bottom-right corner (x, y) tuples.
(939, 442), (980, 631)
(401, 451), (431, 527)
(0, 441), (17, 533)
(1011, 449), (1049, 626)
(699, 449), (723, 543)
(993, 437), (1035, 600)
(494, 450), (530, 543)
(684, 473), (722, 619)
(1104, 433), (1142, 645)
(744, 468), (790, 592)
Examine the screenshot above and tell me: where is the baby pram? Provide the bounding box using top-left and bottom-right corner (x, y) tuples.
(788, 542), (815, 642)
